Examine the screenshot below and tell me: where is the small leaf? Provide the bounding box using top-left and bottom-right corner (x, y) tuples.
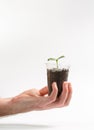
(47, 58), (56, 61)
(57, 55), (65, 60)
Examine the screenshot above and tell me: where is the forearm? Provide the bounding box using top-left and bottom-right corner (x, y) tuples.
(0, 95), (35, 117)
(0, 98), (14, 117)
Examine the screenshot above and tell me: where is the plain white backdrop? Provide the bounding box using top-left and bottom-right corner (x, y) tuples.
(0, 0), (94, 129)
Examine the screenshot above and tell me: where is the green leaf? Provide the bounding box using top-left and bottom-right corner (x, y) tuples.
(57, 55), (65, 60)
(47, 58), (56, 61)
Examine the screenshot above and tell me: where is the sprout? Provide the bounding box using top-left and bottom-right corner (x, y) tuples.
(47, 55), (65, 68)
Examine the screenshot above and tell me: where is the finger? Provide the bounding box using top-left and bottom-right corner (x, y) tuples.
(44, 82), (58, 106)
(57, 82), (69, 107)
(39, 86), (48, 96)
(64, 83), (72, 106)
(49, 82), (58, 101)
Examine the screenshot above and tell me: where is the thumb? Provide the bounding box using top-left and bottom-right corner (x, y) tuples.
(39, 86), (48, 96)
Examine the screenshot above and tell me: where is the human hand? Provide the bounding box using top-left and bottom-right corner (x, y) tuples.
(10, 82), (72, 115)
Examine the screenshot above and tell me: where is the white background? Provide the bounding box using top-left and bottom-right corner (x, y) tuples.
(0, 0), (94, 129)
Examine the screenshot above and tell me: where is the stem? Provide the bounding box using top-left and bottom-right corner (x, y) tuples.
(56, 59), (58, 69)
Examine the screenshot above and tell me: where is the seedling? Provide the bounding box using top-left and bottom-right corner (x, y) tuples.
(47, 55), (65, 69)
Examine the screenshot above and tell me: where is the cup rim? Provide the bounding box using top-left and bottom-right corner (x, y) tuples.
(46, 62), (70, 70)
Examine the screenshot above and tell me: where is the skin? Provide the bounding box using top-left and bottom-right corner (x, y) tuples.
(0, 82), (72, 117)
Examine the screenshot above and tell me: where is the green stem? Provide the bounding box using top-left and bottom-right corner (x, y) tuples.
(56, 59), (58, 69)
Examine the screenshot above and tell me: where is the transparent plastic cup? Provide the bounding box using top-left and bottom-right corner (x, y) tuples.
(46, 63), (70, 97)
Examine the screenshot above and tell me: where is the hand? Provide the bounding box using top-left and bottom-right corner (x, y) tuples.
(10, 82), (72, 114)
